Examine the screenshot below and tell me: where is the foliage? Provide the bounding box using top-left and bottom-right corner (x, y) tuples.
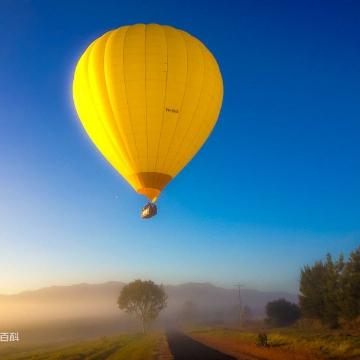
(265, 298), (301, 326)
(190, 327), (360, 360)
(118, 280), (167, 333)
(299, 260), (327, 320)
(299, 246), (360, 327)
(341, 247), (360, 321)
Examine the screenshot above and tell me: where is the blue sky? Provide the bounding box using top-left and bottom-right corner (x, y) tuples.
(1, 0), (359, 294)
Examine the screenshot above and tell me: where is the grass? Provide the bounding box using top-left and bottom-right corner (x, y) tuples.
(0, 333), (161, 360)
(189, 326), (360, 360)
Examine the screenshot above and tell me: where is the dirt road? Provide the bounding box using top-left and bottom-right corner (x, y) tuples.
(166, 331), (237, 360)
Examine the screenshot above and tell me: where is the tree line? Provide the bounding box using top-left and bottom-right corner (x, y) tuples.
(266, 246), (360, 328)
(299, 246), (360, 328)
(116, 246), (360, 332)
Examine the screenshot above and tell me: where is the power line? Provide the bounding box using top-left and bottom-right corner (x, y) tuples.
(233, 283), (245, 326)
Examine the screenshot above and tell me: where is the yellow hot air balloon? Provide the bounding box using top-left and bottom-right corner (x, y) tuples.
(73, 24), (223, 217)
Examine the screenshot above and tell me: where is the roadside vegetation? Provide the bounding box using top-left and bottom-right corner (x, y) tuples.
(186, 246), (360, 360)
(265, 298), (301, 327)
(190, 326), (360, 360)
(300, 246), (360, 329)
(1, 246), (358, 359)
(0, 333), (161, 360)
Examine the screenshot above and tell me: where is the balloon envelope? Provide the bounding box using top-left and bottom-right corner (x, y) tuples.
(73, 24), (223, 201)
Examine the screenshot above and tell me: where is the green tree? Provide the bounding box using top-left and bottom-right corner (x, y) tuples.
(118, 280), (167, 333)
(299, 261), (327, 319)
(341, 247), (360, 321)
(266, 298), (301, 326)
(322, 254), (344, 327)
(299, 253), (344, 327)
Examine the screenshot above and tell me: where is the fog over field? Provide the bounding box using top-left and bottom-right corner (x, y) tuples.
(0, 281), (296, 325)
(0, 281), (297, 346)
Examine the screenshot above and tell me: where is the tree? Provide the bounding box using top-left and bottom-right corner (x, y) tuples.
(341, 247), (360, 321)
(299, 261), (327, 319)
(266, 298), (301, 326)
(117, 280), (167, 333)
(322, 253), (344, 327)
(299, 253), (344, 327)
(299, 246), (360, 328)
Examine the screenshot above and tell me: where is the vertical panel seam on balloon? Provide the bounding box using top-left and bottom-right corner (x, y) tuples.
(105, 28), (137, 169)
(85, 37), (128, 173)
(167, 37), (206, 175)
(179, 62), (219, 172)
(122, 25), (141, 173)
(168, 36), (206, 175)
(144, 25), (149, 170)
(174, 48), (217, 172)
(74, 45), (125, 175)
(103, 29), (134, 175)
(160, 30), (189, 174)
(153, 25), (169, 183)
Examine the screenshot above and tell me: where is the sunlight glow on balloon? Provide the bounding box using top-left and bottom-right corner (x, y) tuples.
(73, 24), (223, 203)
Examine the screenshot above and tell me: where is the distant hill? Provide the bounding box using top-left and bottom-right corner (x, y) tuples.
(165, 282), (297, 316)
(0, 281), (297, 325)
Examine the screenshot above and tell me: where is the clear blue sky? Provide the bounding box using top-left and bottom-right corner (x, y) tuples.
(1, 0), (359, 294)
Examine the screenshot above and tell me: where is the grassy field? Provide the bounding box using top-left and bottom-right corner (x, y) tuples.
(189, 327), (360, 360)
(0, 333), (161, 360)
(2, 326), (359, 359)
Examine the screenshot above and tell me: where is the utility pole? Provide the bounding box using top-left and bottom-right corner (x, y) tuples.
(234, 283), (245, 327)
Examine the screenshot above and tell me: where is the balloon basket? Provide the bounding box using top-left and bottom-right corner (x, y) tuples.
(141, 202), (157, 219)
